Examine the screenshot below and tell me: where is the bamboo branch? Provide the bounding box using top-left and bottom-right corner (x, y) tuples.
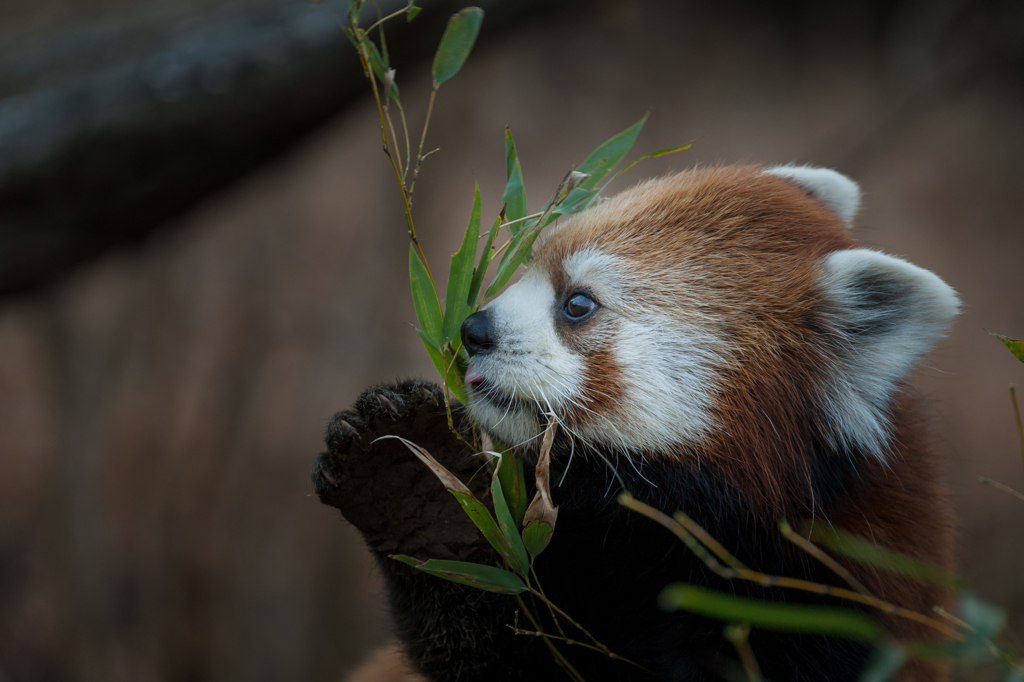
(619, 494), (963, 641)
(408, 88), (438, 205)
(779, 519), (870, 596)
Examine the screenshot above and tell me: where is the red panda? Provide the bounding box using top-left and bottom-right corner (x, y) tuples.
(319, 165), (959, 682)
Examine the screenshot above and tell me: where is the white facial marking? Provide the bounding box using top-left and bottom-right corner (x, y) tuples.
(561, 248), (626, 306)
(765, 164), (862, 227)
(466, 269), (584, 448)
(816, 248), (959, 457)
(574, 314), (721, 453)
(467, 248), (724, 455)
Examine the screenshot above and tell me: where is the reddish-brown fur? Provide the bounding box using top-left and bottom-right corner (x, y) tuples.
(833, 391), (954, 680)
(534, 167), (955, 679)
(536, 167), (857, 511)
(347, 167), (955, 681)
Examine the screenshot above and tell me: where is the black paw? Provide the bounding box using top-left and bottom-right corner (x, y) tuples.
(313, 380), (491, 562)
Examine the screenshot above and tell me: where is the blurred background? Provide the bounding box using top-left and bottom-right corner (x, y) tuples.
(1, 0), (1023, 680)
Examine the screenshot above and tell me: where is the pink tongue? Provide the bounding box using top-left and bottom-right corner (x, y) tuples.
(465, 366), (484, 385)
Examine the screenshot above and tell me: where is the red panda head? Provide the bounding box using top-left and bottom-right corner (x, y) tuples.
(461, 165), (959, 488)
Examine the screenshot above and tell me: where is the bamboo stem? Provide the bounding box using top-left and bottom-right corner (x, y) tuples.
(408, 88), (437, 205)
(351, 21), (436, 291)
(619, 494), (963, 640)
(979, 477), (1024, 503)
(1011, 385), (1024, 473)
(779, 519), (870, 596)
(724, 623), (763, 682)
(515, 597), (587, 682)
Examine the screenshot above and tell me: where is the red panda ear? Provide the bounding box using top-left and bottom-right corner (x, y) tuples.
(815, 248), (960, 457)
(764, 164), (862, 227)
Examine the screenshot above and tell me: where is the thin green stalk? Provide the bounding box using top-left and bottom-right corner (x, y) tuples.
(408, 87), (438, 204)
(491, 236), (512, 259)
(375, 3), (390, 63)
(482, 168), (579, 295)
(528, 591), (647, 670)
(932, 606), (972, 632)
(515, 597), (587, 682)
(979, 477), (1024, 503)
(1011, 386), (1024, 473)
(724, 623), (763, 682)
(493, 210), (545, 236)
(508, 625), (621, 659)
(395, 98), (412, 184)
(365, 4), (409, 32)
(674, 509), (749, 572)
(529, 567), (568, 638)
(619, 494), (962, 640)
(779, 518), (870, 596)
(351, 21), (436, 291)
(385, 106), (404, 175)
(530, 591), (606, 651)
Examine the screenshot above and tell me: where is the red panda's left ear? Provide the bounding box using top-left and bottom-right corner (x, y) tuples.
(764, 164), (861, 227)
(815, 248), (960, 457)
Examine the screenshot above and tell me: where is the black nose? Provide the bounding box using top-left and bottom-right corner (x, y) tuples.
(461, 311), (494, 357)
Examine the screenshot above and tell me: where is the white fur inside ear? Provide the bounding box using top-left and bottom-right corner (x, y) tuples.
(765, 164), (862, 227)
(817, 249), (960, 458)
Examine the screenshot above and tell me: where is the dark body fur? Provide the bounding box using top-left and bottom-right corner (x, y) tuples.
(315, 168), (956, 682)
(314, 381), (951, 682)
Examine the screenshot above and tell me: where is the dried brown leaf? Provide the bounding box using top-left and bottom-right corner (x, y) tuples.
(523, 415), (559, 529)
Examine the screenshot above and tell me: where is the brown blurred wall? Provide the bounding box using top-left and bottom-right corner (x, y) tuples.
(1, 1), (1023, 681)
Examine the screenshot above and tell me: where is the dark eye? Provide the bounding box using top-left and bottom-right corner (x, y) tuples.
(564, 293), (597, 319)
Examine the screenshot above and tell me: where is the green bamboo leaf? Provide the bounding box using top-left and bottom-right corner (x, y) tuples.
(356, 29), (399, 100)
(496, 448), (527, 528)
(431, 8), (484, 87)
(357, 29), (388, 70)
(442, 184), (481, 344)
(993, 333), (1024, 364)
(484, 225), (543, 299)
(503, 128), (528, 228)
(389, 556), (527, 594)
(348, 0), (364, 24)
(949, 593), (1006, 660)
(806, 524), (965, 589)
(468, 215), (500, 309)
(444, 346), (468, 403)
(417, 332), (467, 403)
(858, 643), (907, 682)
(418, 329), (447, 381)
(330, 18), (359, 50)
(576, 113), (649, 190)
(406, 4), (421, 21)
(492, 212), (536, 276)
(522, 416), (559, 531)
(390, 554), (423, 568)
(659, 584), (883, 643)
(611, 142), (693, 181)
(490, 456), (529, 577)
(451, 491), (524, 571)
(551, 187), (600, 217)
(522, 521), (553, 558)
(505, 128), (517, 178)
(409, 245), (443, 348)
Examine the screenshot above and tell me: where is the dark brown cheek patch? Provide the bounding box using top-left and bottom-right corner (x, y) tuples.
(563, 340), (626, 430)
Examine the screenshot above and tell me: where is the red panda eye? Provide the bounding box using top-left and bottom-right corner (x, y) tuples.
(564, 293), (597, 319)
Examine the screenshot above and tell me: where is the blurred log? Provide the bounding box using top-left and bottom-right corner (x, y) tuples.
(1, 0), (1020, 296)
(0, 0), (571, 295)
